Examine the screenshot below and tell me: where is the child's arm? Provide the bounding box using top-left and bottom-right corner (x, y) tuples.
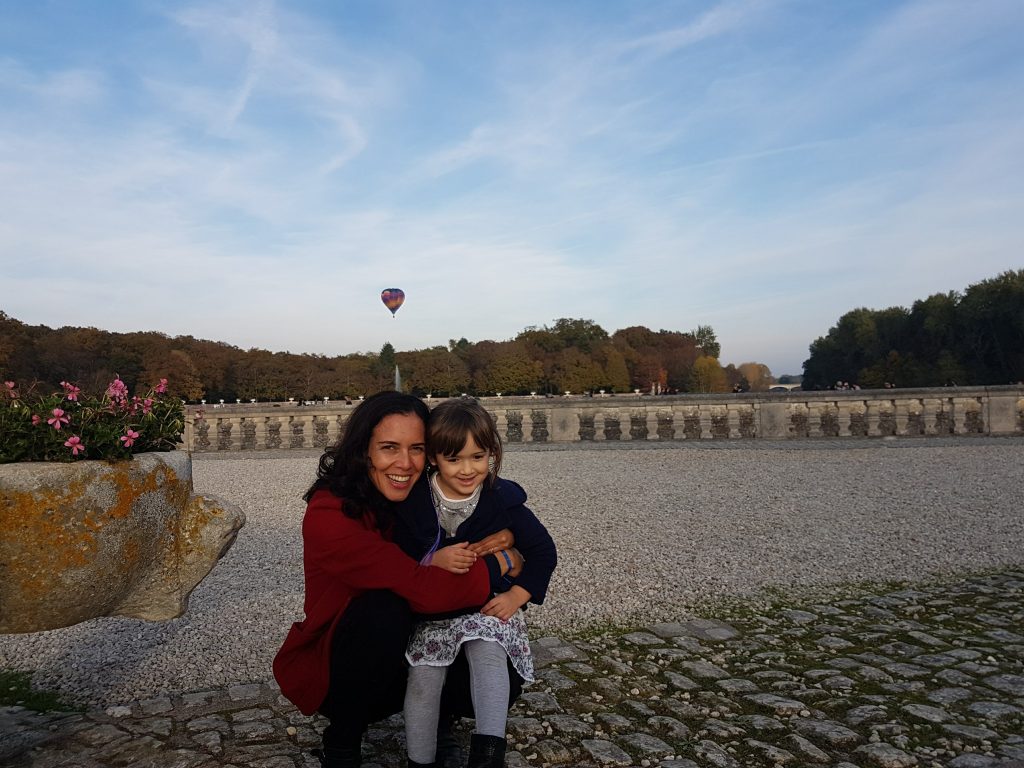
(429, 542), (478, 574)
(481, 585), (531, 621)
(502, 504), (557, 605)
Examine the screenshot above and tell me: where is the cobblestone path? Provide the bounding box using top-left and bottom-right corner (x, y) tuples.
(3, 571), (1022, 768)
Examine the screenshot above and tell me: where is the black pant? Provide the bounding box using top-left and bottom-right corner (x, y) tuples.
(319, 590), (414, 750)
(317, 590), (524, 750)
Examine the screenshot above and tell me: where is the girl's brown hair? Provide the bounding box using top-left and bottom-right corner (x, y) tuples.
(427, 398), (502, 485)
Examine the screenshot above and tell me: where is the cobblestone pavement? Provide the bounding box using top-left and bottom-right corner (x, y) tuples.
(3, 571), (1022, 768)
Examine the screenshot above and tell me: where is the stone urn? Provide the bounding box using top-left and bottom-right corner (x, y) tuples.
(0, 451), (245, 633)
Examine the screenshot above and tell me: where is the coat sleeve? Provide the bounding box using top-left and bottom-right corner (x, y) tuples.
(491, 480), (557, 604)
(303, 493), (492, 614)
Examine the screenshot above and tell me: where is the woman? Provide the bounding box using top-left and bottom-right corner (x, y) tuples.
(273, 392), (521, 768)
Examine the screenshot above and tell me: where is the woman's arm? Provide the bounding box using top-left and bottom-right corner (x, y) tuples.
(303, 495), (499, 615)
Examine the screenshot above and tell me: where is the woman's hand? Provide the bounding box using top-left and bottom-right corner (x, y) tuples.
(430, 542), (478, 574)
(468, 528), (514, 556)
(482, 585), (531, 621)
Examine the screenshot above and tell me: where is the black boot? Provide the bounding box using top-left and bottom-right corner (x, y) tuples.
(467, 734), (506, 768)
(310, 745), (362, 768)
(435, 715), (463, 768)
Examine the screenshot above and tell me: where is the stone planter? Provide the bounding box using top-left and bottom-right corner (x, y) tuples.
(0, 451), (245, 634)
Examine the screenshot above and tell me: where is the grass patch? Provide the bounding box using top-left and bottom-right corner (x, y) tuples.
(0, 669), (77, 713)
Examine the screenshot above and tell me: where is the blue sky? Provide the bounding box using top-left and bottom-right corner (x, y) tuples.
(2, 0), (1022, 375)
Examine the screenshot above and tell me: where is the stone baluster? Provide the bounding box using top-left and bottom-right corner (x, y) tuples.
(724, 405), (738, 439)
(493, 409), (508, 441)
(593, 411), (606, 441)
(231, 418), (244, 450)
(183, 417), (195, 452)
(522, 411), (533, 443)
(806, 404), (822, 438)
(922, 398), (940, 435)
(253, 416), (267, 450)
(646, 406), (659, 441)
(894, 399), (910, 436)
(836, 401), (852, 437)
(327, 415), (344, 445)
(698, 405), (712, 439)
(618, 411), (633, 441)
(865, 401), (881, 437)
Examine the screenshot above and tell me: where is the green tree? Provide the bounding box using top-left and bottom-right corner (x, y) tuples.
(692, 325), (720, 359)
(598, 345), (630, 392)
(549, 318), (609, 353)
(551, 348), (604, 393)
(689, 355), (728, 393)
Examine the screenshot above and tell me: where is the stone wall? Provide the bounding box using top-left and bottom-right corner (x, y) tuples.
(183, 386), (1024, 452)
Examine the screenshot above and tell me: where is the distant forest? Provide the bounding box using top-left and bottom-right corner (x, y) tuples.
(802, 270), (1024, 389)
(0, 315), (775, 401)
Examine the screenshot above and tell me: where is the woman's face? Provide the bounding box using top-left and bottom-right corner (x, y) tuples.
(366, 412), (426, 502)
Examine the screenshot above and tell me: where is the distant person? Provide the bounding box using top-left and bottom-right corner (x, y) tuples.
(273, 392), (522, 768)
(393, 398), (556, 768)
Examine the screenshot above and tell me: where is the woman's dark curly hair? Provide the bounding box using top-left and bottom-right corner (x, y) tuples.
(304, 391), (430, 530)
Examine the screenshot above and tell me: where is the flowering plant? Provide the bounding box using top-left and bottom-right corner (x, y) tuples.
(0, 377), (184, 463)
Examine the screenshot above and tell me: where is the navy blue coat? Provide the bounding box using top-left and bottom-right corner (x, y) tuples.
(393, 475), (557, 607)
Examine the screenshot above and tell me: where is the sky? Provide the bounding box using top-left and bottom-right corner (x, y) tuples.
(2, 1), (1022, 376)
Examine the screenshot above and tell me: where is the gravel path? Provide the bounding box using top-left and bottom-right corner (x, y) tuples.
(2, 438), (1022, 708)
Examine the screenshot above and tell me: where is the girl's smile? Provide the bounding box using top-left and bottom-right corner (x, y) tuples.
(432, 435), (490, 500)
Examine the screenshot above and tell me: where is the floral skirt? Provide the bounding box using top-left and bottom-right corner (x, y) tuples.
(406, 611), (534, 682)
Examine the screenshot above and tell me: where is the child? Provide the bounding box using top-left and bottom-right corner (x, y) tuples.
(400, 398), (557, 768)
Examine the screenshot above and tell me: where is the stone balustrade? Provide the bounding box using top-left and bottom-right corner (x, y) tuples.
(183, 386), (1024, 452)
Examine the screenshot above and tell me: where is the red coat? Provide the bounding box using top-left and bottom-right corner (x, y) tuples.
(273, 490), (491, 715)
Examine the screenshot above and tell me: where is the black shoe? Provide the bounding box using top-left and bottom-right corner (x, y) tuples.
(436, 717), (463, 768)
(467, 733), (506, 768)
(310, 745), (362, 768)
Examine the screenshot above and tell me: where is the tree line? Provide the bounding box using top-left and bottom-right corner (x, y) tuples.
(0, 314), (778, 402)
(802, 270), (1024, 389)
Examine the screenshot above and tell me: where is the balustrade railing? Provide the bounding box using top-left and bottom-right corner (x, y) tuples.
(183, 387), (1024, 453)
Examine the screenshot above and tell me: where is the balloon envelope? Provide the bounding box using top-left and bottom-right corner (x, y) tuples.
(381, 288), (405, 316)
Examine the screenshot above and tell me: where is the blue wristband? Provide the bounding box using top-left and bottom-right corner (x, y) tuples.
(499, 549), (513, 572)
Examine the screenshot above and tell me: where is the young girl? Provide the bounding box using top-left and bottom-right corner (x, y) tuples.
(398, 398), (557, 768)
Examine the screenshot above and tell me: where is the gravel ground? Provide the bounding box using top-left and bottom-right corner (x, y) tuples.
(2, 438), (1023, 708)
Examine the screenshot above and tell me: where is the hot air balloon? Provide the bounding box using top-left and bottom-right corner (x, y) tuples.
(381, 288), (405, 317)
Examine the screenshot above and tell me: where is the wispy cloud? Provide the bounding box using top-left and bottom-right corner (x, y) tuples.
(1, 0), (1022, 373)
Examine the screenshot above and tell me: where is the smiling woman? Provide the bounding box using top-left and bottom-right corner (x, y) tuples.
(366, 412), (426, 502)
(273, 391), (522, 768)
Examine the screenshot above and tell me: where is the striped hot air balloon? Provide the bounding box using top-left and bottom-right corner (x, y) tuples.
(381, 288), (405, 317)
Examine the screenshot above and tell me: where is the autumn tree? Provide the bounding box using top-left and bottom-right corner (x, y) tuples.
(737, 362), (774, 392)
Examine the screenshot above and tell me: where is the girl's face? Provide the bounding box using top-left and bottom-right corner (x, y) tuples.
(432, 434), (489, 500)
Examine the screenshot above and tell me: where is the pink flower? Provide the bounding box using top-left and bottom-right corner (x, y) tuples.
(60, 381), (81, 401)
(120, 429), (140, 448)
(155, 378), (168, 394)
(47, 408), (70, 430)
(32, 414), (41, 426)
(4, 381), (16, 398)
(106, 377), (129, 401)
(64, 435), (85, 456)
(142, 398), (154, 414)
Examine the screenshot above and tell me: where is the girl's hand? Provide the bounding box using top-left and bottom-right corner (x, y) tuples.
(430, 542), (477, 574)
(481, 586), (531, 622)
(468, 528), (515, 556)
